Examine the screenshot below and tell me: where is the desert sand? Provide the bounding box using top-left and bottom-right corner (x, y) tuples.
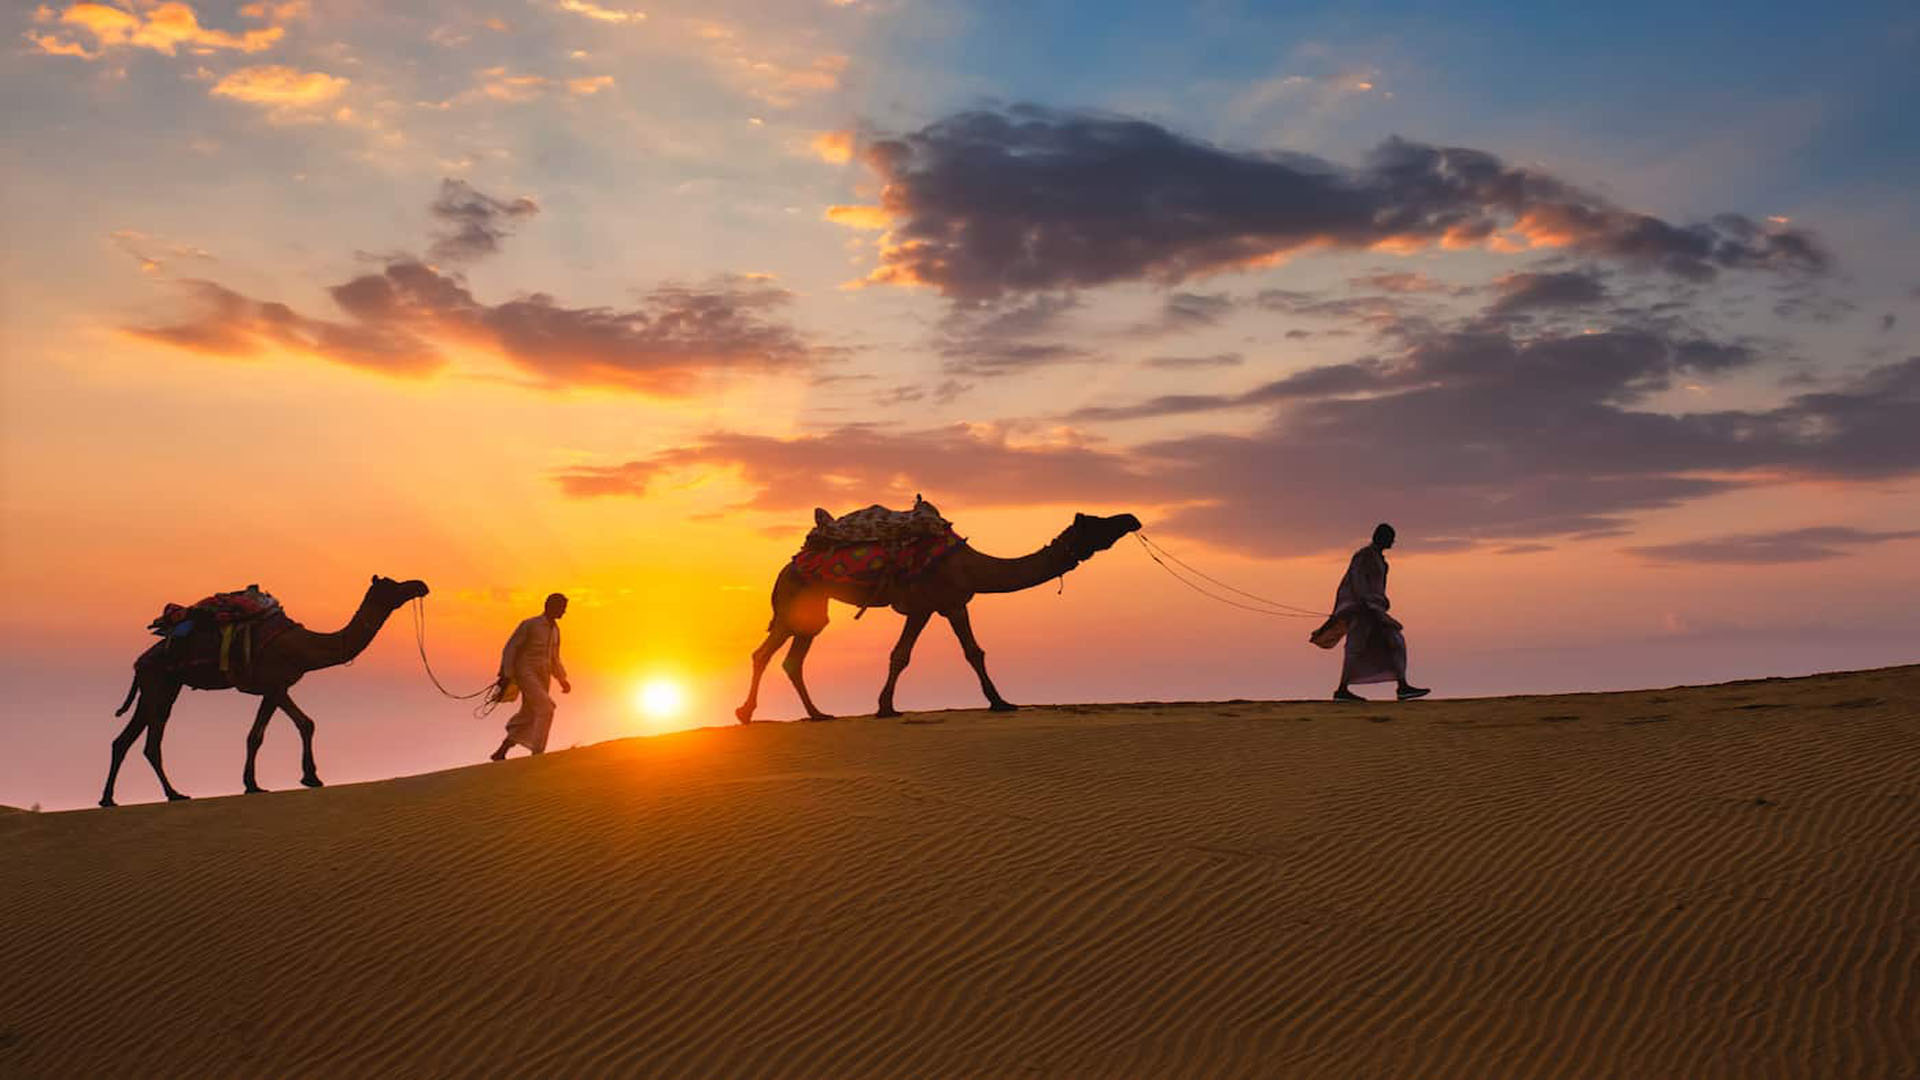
(4, 666), (1917, 1078)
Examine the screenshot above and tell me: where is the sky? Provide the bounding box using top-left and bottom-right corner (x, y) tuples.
(3, 0), (1917, 809)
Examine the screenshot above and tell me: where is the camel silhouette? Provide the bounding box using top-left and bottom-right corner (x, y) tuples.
(737, 512), (1141, 722)
(101, 574), (430, 807)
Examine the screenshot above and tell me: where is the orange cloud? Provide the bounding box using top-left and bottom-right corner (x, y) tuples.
(555, 0), (645, 23)
(566, 75), (615, 96)
(211, 65), (347, 106)
(35, 2), (285, 58)
(809, 130), (854, 164)
(237, 0), (308, 17)
(824, 205), (889, 229)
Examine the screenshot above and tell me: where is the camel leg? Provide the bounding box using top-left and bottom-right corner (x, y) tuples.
(140, 683), (191, 801)
(737, 624), (793, 724)
(782, 634), (834, 721)
(242, 694), (279, 794)
(279, 694), (324, 788)
(102, 709), (148, 808)
(944, 605), (1017, 712)
(876, 611), (932, 718)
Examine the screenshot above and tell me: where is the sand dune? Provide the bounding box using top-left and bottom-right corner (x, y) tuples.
(5, 666), (1917, 1078)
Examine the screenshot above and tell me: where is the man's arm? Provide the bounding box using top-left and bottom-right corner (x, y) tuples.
(552, 628), (569, 690)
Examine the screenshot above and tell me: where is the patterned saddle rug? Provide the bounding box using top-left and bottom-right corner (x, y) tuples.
(145, 585), (297, 677)
(791, 497), (965, 586)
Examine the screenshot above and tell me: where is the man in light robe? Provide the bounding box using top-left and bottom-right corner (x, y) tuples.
(1310, 524), (1430, 702)
(490, 592), (571, 760)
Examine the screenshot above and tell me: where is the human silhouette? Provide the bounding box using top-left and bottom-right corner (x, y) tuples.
(1311, 524), (1429, 702)
(490, 592), (571, 760)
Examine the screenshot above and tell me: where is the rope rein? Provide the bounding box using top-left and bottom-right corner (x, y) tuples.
(411, 598), (510, 717)
(1133, 532), (1323, 619)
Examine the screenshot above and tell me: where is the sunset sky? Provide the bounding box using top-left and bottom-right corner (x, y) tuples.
(4, 0), (1917, 809)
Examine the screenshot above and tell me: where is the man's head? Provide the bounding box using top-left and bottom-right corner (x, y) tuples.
(544, 592), (569, 619)
(1372, 523), (1396, 549)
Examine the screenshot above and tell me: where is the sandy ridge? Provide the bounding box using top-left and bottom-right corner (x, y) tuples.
(3, 666), (1917, 1078)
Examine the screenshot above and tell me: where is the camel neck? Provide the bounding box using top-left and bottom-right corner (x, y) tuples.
(306, 590), (396, 669)
(959, 540), (1077, 594)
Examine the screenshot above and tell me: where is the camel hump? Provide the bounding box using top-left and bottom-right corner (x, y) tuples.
(814, 507), (834, 527)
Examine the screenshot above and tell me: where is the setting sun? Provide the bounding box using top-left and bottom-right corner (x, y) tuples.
(635, 678), (688, 721)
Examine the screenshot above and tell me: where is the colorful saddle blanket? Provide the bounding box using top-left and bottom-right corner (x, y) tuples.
(146, 586), (294, 677)
(791, 499), (964, 586)
(148, 585), (283, 636)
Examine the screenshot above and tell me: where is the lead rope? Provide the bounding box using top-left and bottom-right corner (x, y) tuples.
(411, 598), (511, 718)
(1133, 532), (1324, 619)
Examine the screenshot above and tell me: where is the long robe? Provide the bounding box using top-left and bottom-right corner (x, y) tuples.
(500, 615), (566, 752)
(1309, 545), (1406, 685)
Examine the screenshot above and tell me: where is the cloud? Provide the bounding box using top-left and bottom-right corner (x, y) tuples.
(1144, 353), (1243, 369)
(130, 262), (819, 393)
(29, 2), (284, 59)
(555, 424), (1164, 510)
(934, 293), (1095, 376)
(1485, 270), (1608, 314)
(554, 0), (645, 23)
(563, 326), (1920, 555)
(210, 65), (348, 107)
(426, 178), (538, 263)
(810, 130), (855, 164)
(832, 105), (1829, 300)
(1625, 526), (1920, 565)
(108, 229), (214, 275)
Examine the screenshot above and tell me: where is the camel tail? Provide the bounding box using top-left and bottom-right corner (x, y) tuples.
(114, 675), (139, 717)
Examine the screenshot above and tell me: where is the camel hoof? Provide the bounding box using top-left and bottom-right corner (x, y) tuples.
(876, 707), (901, 719)
(989, 701), (1020, 713)
(99, 797), (116, 808)
(300, 776), (325, 789)
(167, 792), (192, 802)
(803, 713), (836, 722)
(244, 785), (269, 795)
(735, 705), (754, 724)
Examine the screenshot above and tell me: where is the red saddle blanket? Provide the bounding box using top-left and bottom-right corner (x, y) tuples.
(790, 526), (965, 586)
(148, 585), (283, 635)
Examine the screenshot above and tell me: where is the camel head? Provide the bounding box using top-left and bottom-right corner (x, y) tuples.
(368, 574), (431, 610)
(1062, 512), (1143, 562)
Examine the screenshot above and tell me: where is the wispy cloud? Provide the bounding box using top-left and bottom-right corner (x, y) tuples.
(1626, 526), (1920, 565)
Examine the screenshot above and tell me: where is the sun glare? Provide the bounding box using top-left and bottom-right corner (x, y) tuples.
(635, 678), (687, 721)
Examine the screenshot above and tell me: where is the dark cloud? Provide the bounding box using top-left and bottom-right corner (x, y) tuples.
(1485, 270), (1608, 315)
(936, 293), (1096, 375)
(427, 179), (538, 263)
(840, 105), (1828, 300)
(1132, 291), (1236, 335)
(131, 262), (819, 392)
(1882, 313), (1897, 332)
(1625, 526), (1920, 565)
(1144, 352), (1244, 369)
(563, 340), (1920, 557)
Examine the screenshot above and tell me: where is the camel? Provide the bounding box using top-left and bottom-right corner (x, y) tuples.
(101, 574), (430, 808)
(737, 512), (1141, 722)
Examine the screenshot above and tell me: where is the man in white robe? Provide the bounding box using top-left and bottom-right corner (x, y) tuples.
(490, 593), (571, 759)
(1310, 524), (1430, 702)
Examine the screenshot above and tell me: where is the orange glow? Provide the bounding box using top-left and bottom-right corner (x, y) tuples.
(635, 678), (688, 721)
